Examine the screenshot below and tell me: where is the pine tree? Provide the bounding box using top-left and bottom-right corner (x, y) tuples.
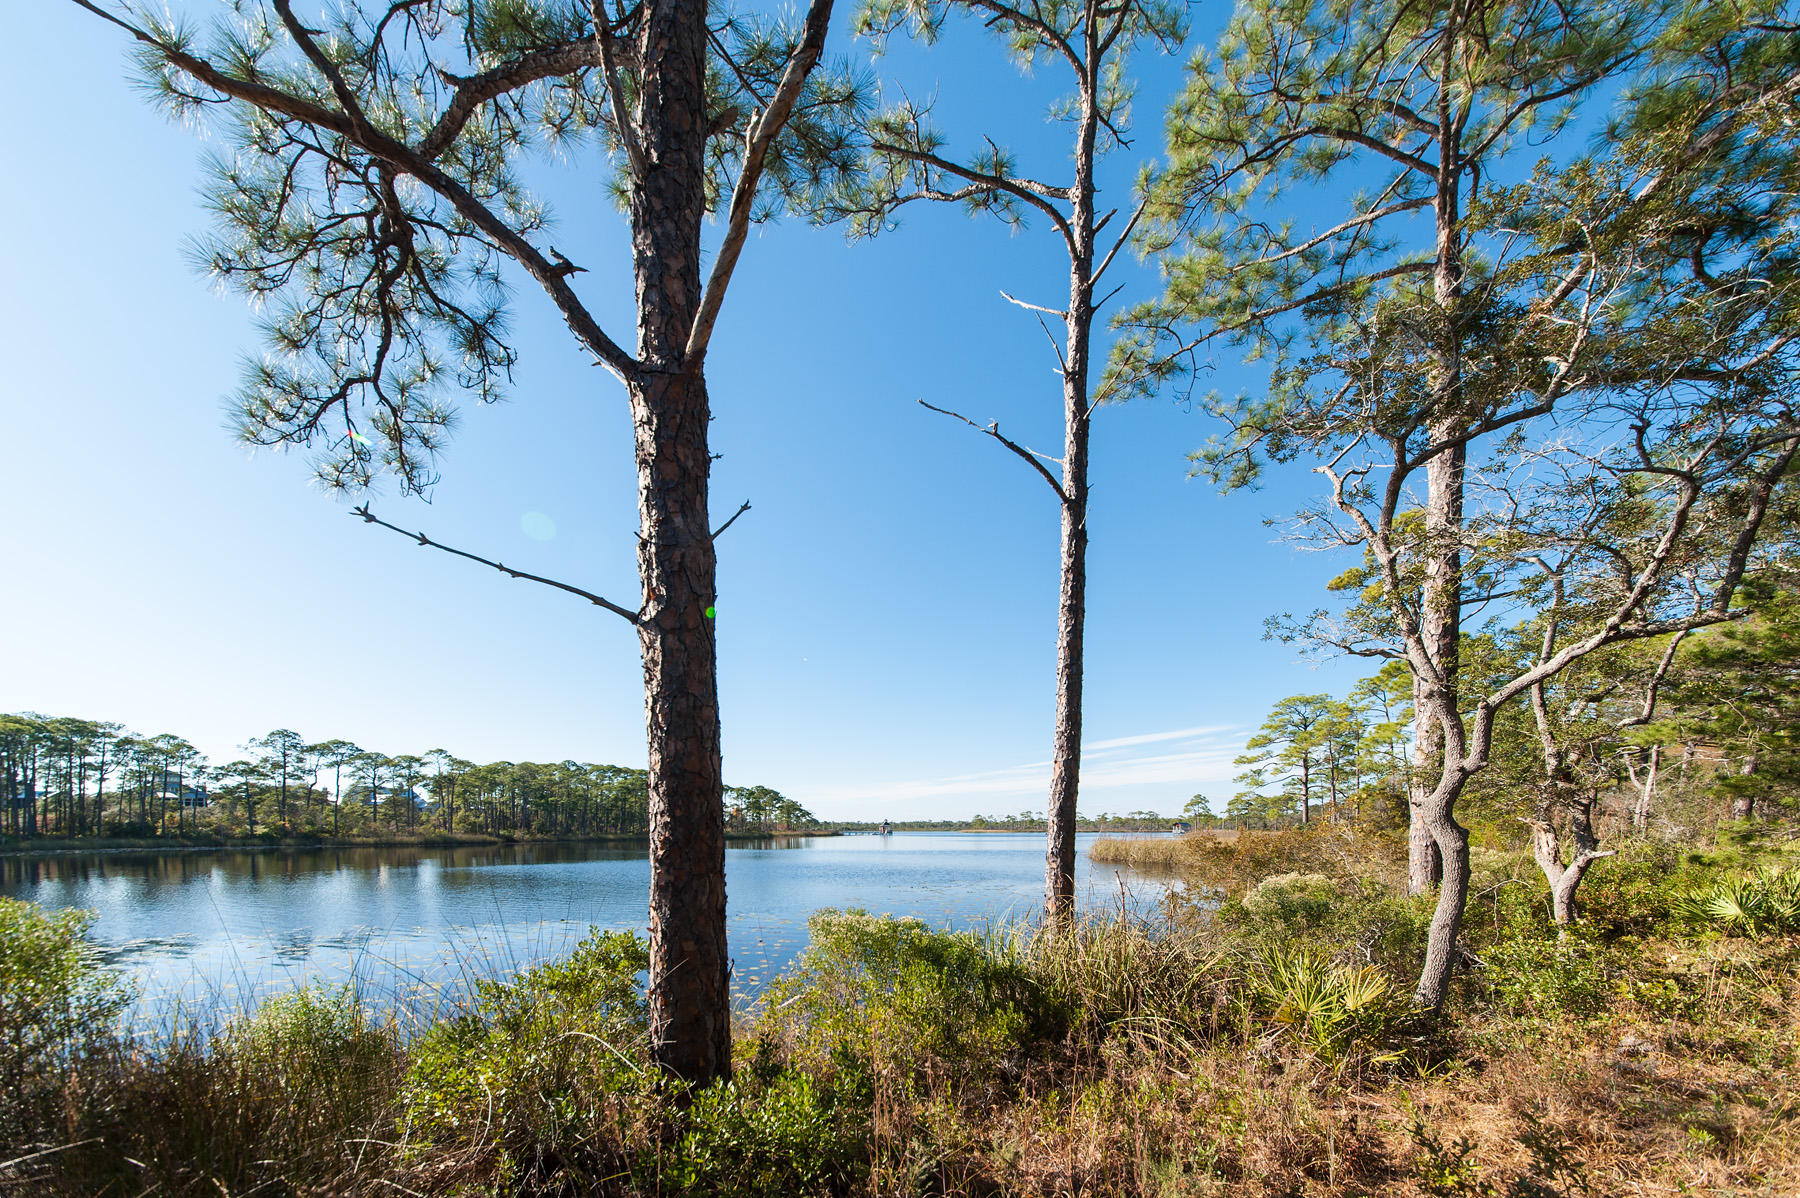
(824, 0), (1184, 923)
(73, 0), (864, 1082)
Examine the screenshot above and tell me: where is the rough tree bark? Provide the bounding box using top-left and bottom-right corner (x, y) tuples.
(1044, 66), (1099, 925)
(1408, 98), (1468, 905)
(624, 0), (731, 1080)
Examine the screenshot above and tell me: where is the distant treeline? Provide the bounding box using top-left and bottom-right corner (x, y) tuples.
(0, 713), (815, 842)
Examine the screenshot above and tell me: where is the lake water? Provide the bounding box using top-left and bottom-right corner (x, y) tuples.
(1, 832), (1175, 1027)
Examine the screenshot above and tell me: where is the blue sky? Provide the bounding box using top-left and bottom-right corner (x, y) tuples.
(1, 0), (1373, 820)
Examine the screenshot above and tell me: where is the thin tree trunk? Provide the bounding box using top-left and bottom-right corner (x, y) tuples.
(1628, 744), (1659, 832)
(1412, 106), (1469, 999)
(1044, 69), (1096, 926)
(1731, 752), (1758, 820)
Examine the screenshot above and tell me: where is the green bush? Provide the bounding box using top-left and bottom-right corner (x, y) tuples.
(759, 910), (1070, 1080)
(1566, 841), (1696, 936)
(404, 929), (652, 1153)
(1671, 866), (1800, 936)
(1242, 872), (1338, 924)
(1248, 944), (1411, 1069)
(0, 898), (129, 1135)
(1220, 874), (1434, 976)
(1475, 933), (1621, 1018)
(649, 1067), (869, 1196)
(225, 986), (394, 1115)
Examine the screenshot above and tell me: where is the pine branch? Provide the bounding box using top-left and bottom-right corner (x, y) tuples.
(918, 400), (1068, 503)
(351, 504), (641, 625)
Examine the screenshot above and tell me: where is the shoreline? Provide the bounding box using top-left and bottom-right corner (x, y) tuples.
(0, 828), (841, 858)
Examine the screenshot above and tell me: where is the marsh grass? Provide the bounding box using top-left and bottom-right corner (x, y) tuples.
(4, 837), (1799, 1196)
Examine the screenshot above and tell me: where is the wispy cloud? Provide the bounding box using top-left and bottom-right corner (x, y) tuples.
(807, 724), (1243, 808)
(1084, 724), (1234, 754)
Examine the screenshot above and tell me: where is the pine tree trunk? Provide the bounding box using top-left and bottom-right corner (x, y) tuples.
(630, 0), (729, 1084)
(635, 366), (728, 1083)
(1043, 49), (1098, 927)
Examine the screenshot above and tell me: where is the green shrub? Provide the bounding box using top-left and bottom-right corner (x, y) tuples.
(759, 910), (1070, 1080)
(225, 986), (394, 1115)
(1671, 866), (1800, 936)
(648, 1067), (869, 1196)
(1248, 944), (1411, 1069)
(0, 898), (129, 1136)
(403, 929), (652, 1153)
(1220, 874), (1434, 977)
(1242, 872), (1338, 926)
(1475, 934), (1621, 1017)
(1568, 841), (1696, 936)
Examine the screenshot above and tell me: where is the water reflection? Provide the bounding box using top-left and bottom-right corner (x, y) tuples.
(2, 833), (1172, 1026)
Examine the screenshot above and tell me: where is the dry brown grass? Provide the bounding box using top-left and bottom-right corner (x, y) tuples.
(1092, 824), (1407, 894)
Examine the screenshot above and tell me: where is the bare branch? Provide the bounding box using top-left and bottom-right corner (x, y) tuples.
(999, 290), (1067, 318)
(590, 0), (647, 180)
(351, 504), (641, 625)
(1090, 193), (1149, 287)
(918, 399), (1069, 502)
(710, 499), (752, 540)
(1619, 629), (1690, 728)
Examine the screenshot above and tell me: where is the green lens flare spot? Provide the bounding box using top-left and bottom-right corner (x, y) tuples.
(704, 606), (717, 619)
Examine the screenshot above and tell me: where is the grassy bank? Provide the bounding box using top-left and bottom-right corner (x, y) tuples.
(1089, 828), (1245, 868)
(4, 829), (1797, 1195)
(0, 828), (838, 857)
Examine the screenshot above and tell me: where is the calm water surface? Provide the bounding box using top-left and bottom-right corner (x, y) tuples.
(1, 832), (1174, 1026)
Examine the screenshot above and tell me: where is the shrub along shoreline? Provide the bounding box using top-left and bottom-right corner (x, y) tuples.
(3, 825), (1797, 1196)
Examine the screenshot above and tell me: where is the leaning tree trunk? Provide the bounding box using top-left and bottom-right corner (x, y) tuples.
(1412, 160), (1471, 1006)
(630, 0), (730, 1084)
(1043, 70), (1099, 926)
(1413, 734), (1473, 1010)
